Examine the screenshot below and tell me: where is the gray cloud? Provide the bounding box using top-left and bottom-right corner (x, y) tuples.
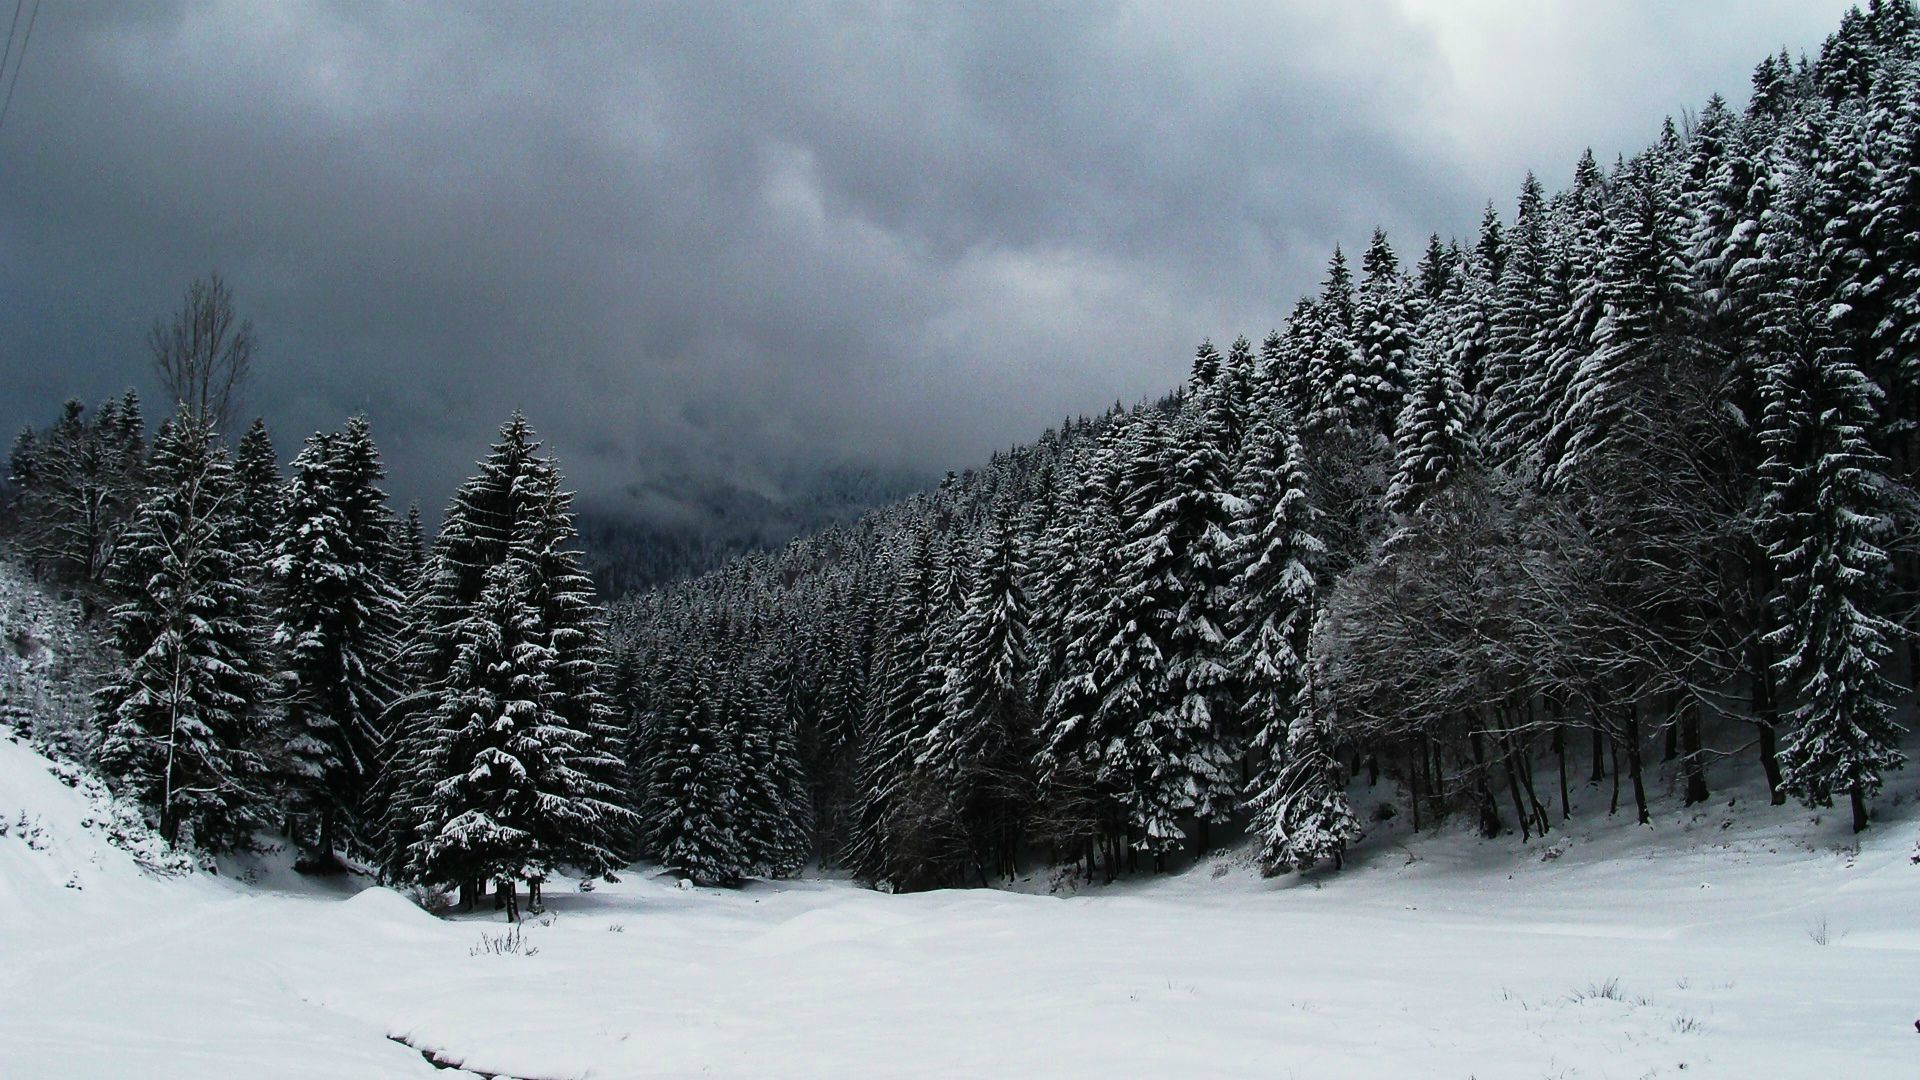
(0, 1), (1856, 517)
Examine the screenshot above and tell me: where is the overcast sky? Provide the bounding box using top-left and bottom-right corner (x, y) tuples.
(0, 1), (1857, 520)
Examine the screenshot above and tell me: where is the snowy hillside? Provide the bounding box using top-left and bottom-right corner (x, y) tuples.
(3, 725), (1914, 1079)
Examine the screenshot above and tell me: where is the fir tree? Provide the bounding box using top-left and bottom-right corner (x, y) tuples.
(923, 509), (1036, 879)
(268, 426), (404, 864)
(382, 415), (631, 882)
(232, 417), (282, 565)
(642, 658), (744, 885)
(1758, 287), (1906, 832)
(1354, 229), (1416, 435)
(1227, 412), (1322, 798)
(1247, 686), (1362, 875)
(96, 413), (270, 850)
(1386, 348), (1476, 520)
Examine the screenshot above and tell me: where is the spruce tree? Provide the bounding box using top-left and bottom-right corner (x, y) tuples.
(96, 414), (270, 850)
(1227, 411), (1322, 797)
(642, 658), (744, 885)
(1386, 348), (1475, 520)
(1247, 689), (1362, 875)
(268, 426), (404, 865)
(1354, 229), (1415, 435)
(382, 414), (631, 882)
(410, 558), (572, 912)
(233, 417), (282, 565)
(1758, 287), (1906, 832)
(923, 509), (1036, 879)
(730, 667), (811, 878)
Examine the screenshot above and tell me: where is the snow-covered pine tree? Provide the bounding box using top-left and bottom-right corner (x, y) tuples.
(410, 557), (567, 914)
(1091, 398), (1242, 859)
(381, 414), (631, 882)
(730, 665), (812, 878)
(96, 412), (270, 850)
(1227, 408), (1322, 804)
(1354, 229), (1415, 436)
(232, 417), (282, 568)
(922, 507), (1035, 879)
(12, 396), (146, 586)
(268, 427), (405, 866)
(1757, 284), (1906, 833)
(1246, 682), (1362, 875)
(1483, 173), (1554, 467)
(1551, 154), (1703, 487)
(1307, 248), (1365, 432)
(841, 523), (943, 883)
(1386, 346), (1475, 520)
(641, 657), (744, 885)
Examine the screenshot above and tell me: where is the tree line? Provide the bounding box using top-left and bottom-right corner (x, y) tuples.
(611, 3), (1920, 890)
(5, 3), (1915, 904)
(6, 362), (629, 918)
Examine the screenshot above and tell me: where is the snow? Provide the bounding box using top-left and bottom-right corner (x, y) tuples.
(3, 728), (1914, 1078)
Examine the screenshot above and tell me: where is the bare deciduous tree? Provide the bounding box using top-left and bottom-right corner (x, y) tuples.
(149, 272), (256, 435)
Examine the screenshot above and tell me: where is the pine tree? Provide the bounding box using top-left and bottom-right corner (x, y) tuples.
(382, 415), (631, 882)
(96, 413), (270, 850)
(411, 557), (583, 912)
(1386, 348), (1476, 519)
(644, 657), (745, 885)
(232, 417), (282, 565)
(1354, 229), (1416, 435)
(268, 426), (404, 865)
(923, 509), (1035, 879)
(1484, 175), (1554, 466)
(1227, 412), (1322, 798)
(1308, 248), (1365, 432)
(842, 524), (945, 883)
(1551, 155), (1703, 486)
(1758, 286), (1906, 833)
(13, 397), (145, 585)
(1247, 687), (1361, 875)
(400, 502), (428, 580)
(730, 666), (811, 878)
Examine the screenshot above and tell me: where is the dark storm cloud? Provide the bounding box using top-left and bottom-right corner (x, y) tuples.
(0, 1), (1856, 516)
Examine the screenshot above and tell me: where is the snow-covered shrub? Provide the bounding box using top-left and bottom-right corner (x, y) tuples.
(405, 883), (454, 916)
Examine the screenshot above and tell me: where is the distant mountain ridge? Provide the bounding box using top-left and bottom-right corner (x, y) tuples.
(576, 463), (928, 596)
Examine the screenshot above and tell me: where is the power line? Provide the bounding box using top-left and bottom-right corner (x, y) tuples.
(0, 0), (38, 137)
(0, 0), (24, 87)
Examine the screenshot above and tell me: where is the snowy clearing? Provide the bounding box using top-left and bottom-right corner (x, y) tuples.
(2, 733), (1913, 1079)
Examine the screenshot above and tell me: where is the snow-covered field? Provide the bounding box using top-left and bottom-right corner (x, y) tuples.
(1, 729), (1913, 1079)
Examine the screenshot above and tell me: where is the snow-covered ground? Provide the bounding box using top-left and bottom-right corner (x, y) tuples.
(3, 730), (1912, 1079)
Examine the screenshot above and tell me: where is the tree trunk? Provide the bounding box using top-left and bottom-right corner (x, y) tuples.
(1851, 787), (1869, 834)
(1408, 739), (1423, 833)
(500, 878), (518, 923)
(1468, 729), (1502, 838)
(1500, 736), (1531, 842)
(1515, 738), (1550, 836)
(1625, 706), (1649, 826)
(1680, 698), (1708, 806)
(1758, 720), (1784, 806)
(1553, 727), (1570, 820)
(1426, 736), (1446, 824)
(1589, 726), (1606, 784)
(459, 880), (475, 912)
(1609, 732), (1621, 816)
(1748, 637), (1786, 805)
(528, 880), (543, 915)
